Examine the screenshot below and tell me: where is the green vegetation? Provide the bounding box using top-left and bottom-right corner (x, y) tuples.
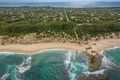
(0, 21), (74, 36)
(0, 7), (120, 44)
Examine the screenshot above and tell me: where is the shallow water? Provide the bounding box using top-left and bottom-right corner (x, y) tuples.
(0, 48), (120, 80)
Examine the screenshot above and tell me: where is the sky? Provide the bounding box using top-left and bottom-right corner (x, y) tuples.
(0, 0), (120, 2)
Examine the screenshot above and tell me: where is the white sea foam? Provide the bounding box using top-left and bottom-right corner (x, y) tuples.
(64, 60), (71, 68)
(17, 56), (32, 74)
(105, 46), (120, 51)
(17, 66), (31, 74)
(1, 73), (9, 80)
(64, 50), (91, 80)
(83, 69), (105, 77)
(0, 51), (29, 55)
(64, 51), (77, 80)
(100, 46), (119, 69)
(101, 55), (116, 69)
(0, 52), (14, 55)
(83, 46), (119, 77)
(64, 51), (73, 68)
(100, 46), (120, 55)
(82, 45), (120, 78)
(99, 45), (119, 70)
(0, 56), (32, 80)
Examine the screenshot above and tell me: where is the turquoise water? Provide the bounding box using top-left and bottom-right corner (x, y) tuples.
(0, 50), (90, 80)
(0, 48), (120, 80)
(103, 47), (120, 66)
(102, 47), (120, 80)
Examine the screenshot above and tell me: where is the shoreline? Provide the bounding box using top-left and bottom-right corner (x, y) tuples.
(0, 43), (84, 54)
(0, 38), (120, 55)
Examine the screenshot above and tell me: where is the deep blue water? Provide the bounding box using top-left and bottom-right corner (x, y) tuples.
(0, 48), (120, 80)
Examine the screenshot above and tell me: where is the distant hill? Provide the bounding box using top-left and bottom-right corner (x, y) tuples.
(0, 1), (120, 8)
(84, 2), (120, 7)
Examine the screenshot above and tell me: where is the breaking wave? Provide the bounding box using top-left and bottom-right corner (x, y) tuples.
(0, 47), (120, 80)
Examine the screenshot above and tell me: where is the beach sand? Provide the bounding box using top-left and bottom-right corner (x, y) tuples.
(0, 39), (120, 54)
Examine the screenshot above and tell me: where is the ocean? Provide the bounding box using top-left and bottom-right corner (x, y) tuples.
(0, 48), (120, 80)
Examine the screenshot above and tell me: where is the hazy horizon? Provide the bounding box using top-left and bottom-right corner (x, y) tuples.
(0, 0), (120, 3)
(0, 0), (120, 8)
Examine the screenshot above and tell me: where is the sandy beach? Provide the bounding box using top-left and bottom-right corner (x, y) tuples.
(0, 39), (120, 54)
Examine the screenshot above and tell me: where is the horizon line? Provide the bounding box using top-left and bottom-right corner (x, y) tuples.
(0, 1), (120, 3)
